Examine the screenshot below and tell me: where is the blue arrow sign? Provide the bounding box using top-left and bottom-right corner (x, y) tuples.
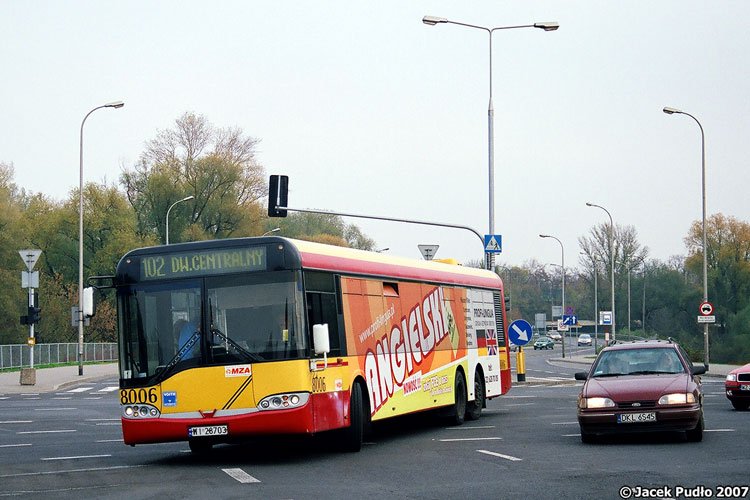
(562, 314), (578, 326)
(508, 319), (533, 346)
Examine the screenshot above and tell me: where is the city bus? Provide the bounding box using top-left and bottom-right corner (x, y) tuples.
(102, 236), (510, 452)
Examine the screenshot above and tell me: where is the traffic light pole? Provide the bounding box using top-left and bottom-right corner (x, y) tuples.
(28, 286), (35, 369)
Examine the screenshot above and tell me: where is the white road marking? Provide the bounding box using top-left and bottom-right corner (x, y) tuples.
(506, 402), (536, 406)
(0, 420), (33, 424)
(705, 429), (735, 432)
(0, 443), (32, 448)
(18, 430), (77, 434)
(67, 387), (93, 393)
(445, 425), (496, 430)
(551, 422), (578, 425)
(42, 454), (112, 461)
(0, 465), (145, 478)
(439, 437), (503, 442)
(222, 468), (260, 483)
(477, 450), (522, 461)
(34, 408), (77, 411)
(96, 439), (123, 443)
(563, 434), (581, 437)
(97, 386), (119, 393)
(53, 397), (72, 400)
(85, 418), (120, 422)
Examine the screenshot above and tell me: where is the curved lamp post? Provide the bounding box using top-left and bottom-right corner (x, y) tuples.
(424, 15), (558, 269)
(262, 227), (281, 237)
(586, 202), (616, 344)
(540, 234), (566, 358)
(79, 101), (124, 376)
(663, 106), (709, 368)
(165, 195), (194, 245)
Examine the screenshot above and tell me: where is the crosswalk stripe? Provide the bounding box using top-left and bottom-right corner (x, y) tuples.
(222, 468), (260, 483)
(68, 387), (93, 393)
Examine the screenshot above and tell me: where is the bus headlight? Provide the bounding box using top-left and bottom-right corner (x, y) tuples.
(257, 392), (309, 411)
(122, 404), (160, 419)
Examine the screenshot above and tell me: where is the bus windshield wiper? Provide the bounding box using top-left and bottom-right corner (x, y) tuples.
(211, 328), (263, 362)
(152, 331), (200, 383)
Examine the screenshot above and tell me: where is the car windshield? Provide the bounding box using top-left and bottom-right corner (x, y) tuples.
(592, 347), (685, 377)
(579, 334), (590, 339)
(537, 337), (550, 342)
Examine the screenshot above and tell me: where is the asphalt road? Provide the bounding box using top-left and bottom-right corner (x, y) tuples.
(1, 349), (748, 500)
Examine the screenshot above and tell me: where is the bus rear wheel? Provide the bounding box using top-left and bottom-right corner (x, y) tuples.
(342, 382), (364, 452)
(449, 371), (467, 426)
(466, 370), (484, 421)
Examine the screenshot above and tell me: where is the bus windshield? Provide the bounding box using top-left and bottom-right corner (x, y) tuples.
(117, 270), (306, 382)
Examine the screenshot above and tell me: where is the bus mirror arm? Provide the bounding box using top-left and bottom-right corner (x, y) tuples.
(310, 323), (330, 372)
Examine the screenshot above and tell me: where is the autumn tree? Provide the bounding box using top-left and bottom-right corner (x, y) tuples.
(121, 112), (266, 243)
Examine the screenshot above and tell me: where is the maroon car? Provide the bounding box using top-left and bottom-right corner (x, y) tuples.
(574, 340), (706, 443)
(725, 363), (750, 410)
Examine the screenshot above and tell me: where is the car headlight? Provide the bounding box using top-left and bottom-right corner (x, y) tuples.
(580, 397), (615, 409)
(658, 393), (696, 405)
(726, 374), (737, 382)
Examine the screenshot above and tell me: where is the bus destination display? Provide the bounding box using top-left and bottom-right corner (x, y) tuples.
(140, 246), (266, 280)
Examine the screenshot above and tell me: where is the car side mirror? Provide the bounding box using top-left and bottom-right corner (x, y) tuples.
(574, 372), (588, 381)
(691, 365), (707, 376)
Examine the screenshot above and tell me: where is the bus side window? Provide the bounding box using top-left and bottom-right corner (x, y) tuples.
(306, 292), (341, 356)
(304, 271), (345, 357)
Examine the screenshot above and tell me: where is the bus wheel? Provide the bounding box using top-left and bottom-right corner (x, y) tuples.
(449, 371), (467, 426)
(188, 439), (213, 454)
(342, 382), (364, 452)
(466, 370), (484, 421)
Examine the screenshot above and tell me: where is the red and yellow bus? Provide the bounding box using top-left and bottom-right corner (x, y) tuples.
(108, 237), (510, 452)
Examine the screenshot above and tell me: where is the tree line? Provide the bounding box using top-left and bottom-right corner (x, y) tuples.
(496, 215), (750, 364)
(0, 113), (374, 345)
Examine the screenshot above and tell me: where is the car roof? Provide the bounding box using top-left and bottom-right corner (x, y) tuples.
(601, 340), (678, 352)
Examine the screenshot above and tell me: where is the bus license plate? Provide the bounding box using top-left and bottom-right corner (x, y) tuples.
(188, 425), (228, 437)
(617, 412), (656, 424)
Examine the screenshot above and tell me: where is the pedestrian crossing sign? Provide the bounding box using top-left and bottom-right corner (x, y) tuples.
(484, 234), (502, 253)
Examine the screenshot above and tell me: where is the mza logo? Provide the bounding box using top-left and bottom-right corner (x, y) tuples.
(225, 364), (252, 377)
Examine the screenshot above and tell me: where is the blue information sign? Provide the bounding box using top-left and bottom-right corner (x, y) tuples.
(484, 234), (502, 253)
(562, 314), (578, 326)
(508, 319), (533, 346)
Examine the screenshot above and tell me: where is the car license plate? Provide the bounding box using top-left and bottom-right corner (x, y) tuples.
(617, 412), (656, 423)
(741, 385), (750, 391)
(188, 425), (228, 437)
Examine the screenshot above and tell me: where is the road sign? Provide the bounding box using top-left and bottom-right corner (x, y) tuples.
(551, 305), (562, 318)
(19, 249), (42, 271)
(697, 315), (715, 324)
(557, 319), (569, 332)
(600, 311), (613, 325)
(21, 271), (39, 289)
(484, 235), (502, 253)
(534, 313), (546, 330)
(508, 319), (533, 346)
(417, 244), (439, 260)
(562, 314), (578, 326)
(565, 306), (575, 315)
(699, 302), (713, 316)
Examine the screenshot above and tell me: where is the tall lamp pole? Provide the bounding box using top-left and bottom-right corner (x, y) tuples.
(423, 15), (558, 269)
(79, 101), (124, 376)
(586, 202), (616, 344)
(540, 234), (565, 358)
(663, 106), (709, 368)
(166, 195), (194, 245)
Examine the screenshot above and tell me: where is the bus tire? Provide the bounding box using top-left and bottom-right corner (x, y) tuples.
(449, 371), (467, 426)
(342, 382), (364, 452)
(466, 369), (484, 421)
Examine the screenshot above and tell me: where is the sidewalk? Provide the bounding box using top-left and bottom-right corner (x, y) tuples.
(0, 362), (118, 395)
(550, 354), (737, 378)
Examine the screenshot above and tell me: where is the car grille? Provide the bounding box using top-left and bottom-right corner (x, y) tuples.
(738, 373), (750, 382)
(617, 400), (657, 409)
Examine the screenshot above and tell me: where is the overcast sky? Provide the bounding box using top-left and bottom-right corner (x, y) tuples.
(2, 1), (748, 271)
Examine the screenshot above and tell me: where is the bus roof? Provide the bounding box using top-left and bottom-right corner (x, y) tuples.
(289, 238), (502, 289)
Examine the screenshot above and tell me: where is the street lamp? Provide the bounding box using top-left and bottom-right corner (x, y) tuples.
(79, 101), (124, 377)
(424, 15), (558, 269)
(165, 195), (194, 245)
(663, 106), (709, 368)
(586, 202), (616, 344)
(262, 227), (281, 237)
(540, 234), (565, 358)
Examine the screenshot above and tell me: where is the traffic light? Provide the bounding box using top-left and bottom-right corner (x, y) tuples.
(267, 175), (288, 217)
(20, 292), (41, 325)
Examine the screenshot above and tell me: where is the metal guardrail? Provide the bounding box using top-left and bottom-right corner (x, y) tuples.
(0, 343), (118, 370)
